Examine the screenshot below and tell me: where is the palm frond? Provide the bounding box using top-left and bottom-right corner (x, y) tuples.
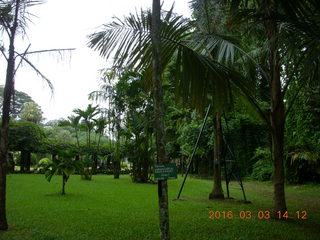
(15, 51), (54, 94)
(88, 6), (265, 118)
(88, 8), (192, 73)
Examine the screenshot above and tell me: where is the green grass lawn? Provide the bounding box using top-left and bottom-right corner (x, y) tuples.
(1, 174), (319, 240)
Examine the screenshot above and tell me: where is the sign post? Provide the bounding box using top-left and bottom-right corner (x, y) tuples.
(154, 163), (177, 180)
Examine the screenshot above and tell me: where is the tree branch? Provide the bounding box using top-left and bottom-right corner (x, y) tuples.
(14, 43), (31, 76)
(15, 52), (54, 94)
(282, 50), (307, 95)
(284, 80), (307, 120)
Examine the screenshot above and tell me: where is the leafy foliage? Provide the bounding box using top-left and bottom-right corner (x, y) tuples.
(8, 121), (45, 152)
(0, 85), (34, 119)
(43, 150), (83, 195)
(251, 147), (272, 181)
(91, 69), (154, 182)
(19, 101), (43, 123)
(285, 85), (320, 183)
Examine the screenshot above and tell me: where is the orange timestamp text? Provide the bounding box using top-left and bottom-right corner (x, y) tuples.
(208, 210), (308, 220)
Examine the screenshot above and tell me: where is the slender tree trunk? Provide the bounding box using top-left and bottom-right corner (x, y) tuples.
(7, 153), (15, 173)
(132, 137), (141, 182)
(93, 133), (102, 174)
(88, 127), (92, 175)
(264, 0), (287, 216)
(113, 161), (120, 179)
(0, 1), (21, 230)
(194, 157), (199, 175)
(141, 134), (150, 182)
(113, 141), (120, 179)
(92, 153), (98, 174)
(20, 151), (25, 173)
(180, 157), (184, 177)
(152, 1), (170, 239)
(142, 156), (149, 182)
(209, 113), (224, 199)
(0, 137), (8, 230)
(21, 151), (31, 173)
(25, 151), (31, 172)
(75, 127), (80, 148)
(132, 161), (137, 181)
(62, 173), (66, 195)
(114, 124), (121, 179)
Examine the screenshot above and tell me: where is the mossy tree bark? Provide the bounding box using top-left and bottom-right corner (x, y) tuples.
(152, 0), (170, 239)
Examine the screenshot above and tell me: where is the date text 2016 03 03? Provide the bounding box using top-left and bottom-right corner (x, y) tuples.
(208, 210), (308, 220)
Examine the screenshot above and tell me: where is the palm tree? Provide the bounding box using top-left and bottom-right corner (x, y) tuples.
(88, 0), (263, 214)
(90, 69), (154, 182)
(88, 0), (319, 218)
(189, 0), (239, 200)
(92, 117), (112, 173)
(73, 104), (100, 179)
(0, 0), (74, 229)
(89, 70), (125, 179)
(88, 2), (249, 185)
(0, 0), (49, 230)
(44, 151), (83, 195)
(188, 0), (320, 215)
(68, 115), (81, 148)
(74, 104), (100, 150)
(151, 1), (170, 239)
(216, 0), (320, 216)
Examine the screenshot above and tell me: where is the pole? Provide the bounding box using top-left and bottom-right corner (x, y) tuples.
(177, 105), (211, 199)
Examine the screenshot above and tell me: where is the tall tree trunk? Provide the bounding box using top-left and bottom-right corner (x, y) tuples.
(264, 0), (287, 216)
(209, 113), (224, 199)
(269, 60), (287, 215)
(0, 0), (21, 230)
(151, 1), (170, 239)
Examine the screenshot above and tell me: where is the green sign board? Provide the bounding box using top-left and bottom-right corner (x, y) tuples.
(154, 163), (177, 180)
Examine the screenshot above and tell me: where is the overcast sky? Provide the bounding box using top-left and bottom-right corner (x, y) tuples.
(0, 0), (191, 121)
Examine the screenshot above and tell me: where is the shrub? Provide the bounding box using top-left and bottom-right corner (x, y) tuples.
(37, 158), (52, 173)
(286, 151), (320, 184)
(251, 147), (272, 181)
